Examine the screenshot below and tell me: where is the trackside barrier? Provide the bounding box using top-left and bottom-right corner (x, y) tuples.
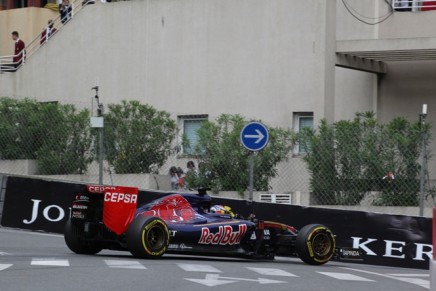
(0, 175), (432, 269)
(431, 208), (436, 289)
(0, 175), (6, 223)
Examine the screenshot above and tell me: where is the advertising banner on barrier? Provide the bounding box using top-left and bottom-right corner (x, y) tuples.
(0, 176), (163, 234)
(1, 176), (432, 269)
(1, 177), (86, 233)
(213, 198), (433, 270)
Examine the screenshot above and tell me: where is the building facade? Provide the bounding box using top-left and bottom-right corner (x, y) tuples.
(0, 0), (435, 213)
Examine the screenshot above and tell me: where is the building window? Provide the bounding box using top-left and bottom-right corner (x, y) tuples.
(178, 115), (208, 155)
(293, 112), (314, 154)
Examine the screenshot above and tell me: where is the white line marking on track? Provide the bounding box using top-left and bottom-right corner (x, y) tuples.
(0, 264), (13, 271)
(31, 258), (70, 267)
(317, 272), (375, 282)
(104, 260), (146, 269)
(177, 263), (221, 273)
(388, 274), (430, 277)
(247, 267), (298, 277)
(340, 267), (429, 289)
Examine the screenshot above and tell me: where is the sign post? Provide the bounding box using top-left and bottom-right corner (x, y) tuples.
(240, 122), (269, 201)
(90, 86), (104, 185)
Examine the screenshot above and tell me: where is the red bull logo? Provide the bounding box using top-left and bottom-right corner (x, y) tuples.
(198, 224), (247, 245)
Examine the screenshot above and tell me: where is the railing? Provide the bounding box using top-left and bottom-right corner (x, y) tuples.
(393, 0), (436, 11)
(0, 0), (91, 73)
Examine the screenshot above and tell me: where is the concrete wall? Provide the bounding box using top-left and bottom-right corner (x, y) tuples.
(336, 0), (379, 40)
(0, 7), (57, 56)
(378, 9), (436, 39)
(377, 60), (436, 178)
(336, 0), (436, 40)
(334, 67), (376, 121)
(0, 0), (336, 127)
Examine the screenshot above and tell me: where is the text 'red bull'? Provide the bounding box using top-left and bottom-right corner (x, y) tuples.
(198, 224), (247, 245)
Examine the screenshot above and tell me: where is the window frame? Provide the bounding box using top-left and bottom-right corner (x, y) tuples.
(177, 114), (208, 156)
(293, 112), (314, 155)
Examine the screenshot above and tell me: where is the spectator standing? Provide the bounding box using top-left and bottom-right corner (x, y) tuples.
(185, 160), (198, 190)
(169, 166), (178, 190)
(11, 31), (25, 70)
(59, 0), (72, 24)
(176, 167), (185, 190)
(40, 20), (57, 45)
(186, 161), (198, 175)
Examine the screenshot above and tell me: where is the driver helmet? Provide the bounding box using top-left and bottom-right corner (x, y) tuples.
(210, 205), (235, 217)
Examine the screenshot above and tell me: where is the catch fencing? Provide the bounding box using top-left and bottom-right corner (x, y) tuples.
(0, 98), (433, 216)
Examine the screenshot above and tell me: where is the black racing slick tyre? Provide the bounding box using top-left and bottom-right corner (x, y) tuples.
(126, 216), (169, 259)
(296, 224), (335, 265)
(64, 219), (102, 255)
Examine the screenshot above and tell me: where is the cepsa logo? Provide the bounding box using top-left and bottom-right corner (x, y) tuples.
(199, 224), (247, 245)
(87, 186), (116, 193)
(104, 192), (138, 204)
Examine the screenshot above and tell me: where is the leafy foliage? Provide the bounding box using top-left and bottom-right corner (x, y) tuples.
(104, 100), (177, 174)
(300, 112), (428, 206)
(0, 98), (93, 174)
(185, 114), (293, 193)
(37, 105), (93, 175)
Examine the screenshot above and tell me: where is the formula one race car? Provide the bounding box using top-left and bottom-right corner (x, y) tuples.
(64, 185), (344, 265)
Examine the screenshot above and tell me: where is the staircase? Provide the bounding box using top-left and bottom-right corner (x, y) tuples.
(0, 0), (91, 73)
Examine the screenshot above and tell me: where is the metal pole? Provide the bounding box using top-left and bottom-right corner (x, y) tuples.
(419, 110), (427, 216)
(93, 86), (104, 185)
(99, 126), (104, 185)
(249, 152), (254, 201)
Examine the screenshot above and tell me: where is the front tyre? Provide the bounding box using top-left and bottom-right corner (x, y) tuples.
(126, 216), (169, 259)
(64, 219), (102, 255)
(296, 224), (335, 265)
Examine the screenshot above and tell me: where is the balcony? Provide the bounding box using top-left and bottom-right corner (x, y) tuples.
(393, 0), (436, 11)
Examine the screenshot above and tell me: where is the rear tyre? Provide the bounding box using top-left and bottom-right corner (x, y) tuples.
(296, 224), (335, 265)
(126, 216), (169, 259)
(64, 219), (102, 255)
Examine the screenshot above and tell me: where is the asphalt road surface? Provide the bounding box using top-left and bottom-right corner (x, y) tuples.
(0, 227), (430, 291)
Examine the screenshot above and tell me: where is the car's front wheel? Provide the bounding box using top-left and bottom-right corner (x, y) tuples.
(296, 224), (335, 265)
(126, 216), (169, 259)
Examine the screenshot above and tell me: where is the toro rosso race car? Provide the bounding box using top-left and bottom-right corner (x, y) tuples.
(65, 185), (349, 265)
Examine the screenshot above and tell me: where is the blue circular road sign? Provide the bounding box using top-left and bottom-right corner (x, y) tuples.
(240, 122), (269, 151)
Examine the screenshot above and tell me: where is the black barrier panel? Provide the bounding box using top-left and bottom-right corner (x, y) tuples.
(1, 177), (86, 233)
(213, 198), (432, 270)
(1, 176), (432, 269)
(0, 176), (167, 234)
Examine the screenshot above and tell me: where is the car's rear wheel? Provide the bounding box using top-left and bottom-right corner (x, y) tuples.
(64, 219), (102, 255)
(126, 216), (169, 259)
(296, 224), (335, 265)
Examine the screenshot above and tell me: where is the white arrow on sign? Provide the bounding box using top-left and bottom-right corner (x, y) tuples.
(0, 252), (12, 256)
(244, 129), (265, 144)
(185, 274), (286, 287)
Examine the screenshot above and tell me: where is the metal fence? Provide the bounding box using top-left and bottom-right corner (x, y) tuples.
(0, 98), (433, 217)
(393, 0), (436, 11)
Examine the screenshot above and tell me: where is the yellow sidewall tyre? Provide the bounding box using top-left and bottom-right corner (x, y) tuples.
(126, 216), (169, 259)
(296, 224), (335, 265)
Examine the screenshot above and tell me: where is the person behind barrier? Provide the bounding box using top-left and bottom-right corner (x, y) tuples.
(11, 31), (25, 71)
(169, 166), (178, 190)
(59, 0), (72, 24)
(176, 167), (185, 190)
(40, 20), (57, 45)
